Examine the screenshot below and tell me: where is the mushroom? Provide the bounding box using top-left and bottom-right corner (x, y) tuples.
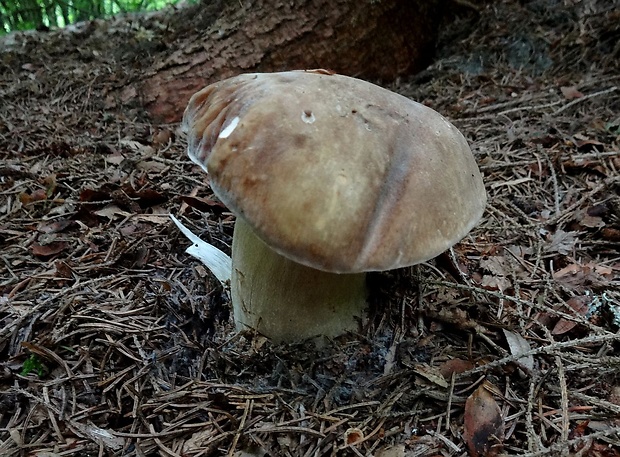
(182, 70), (486, 342)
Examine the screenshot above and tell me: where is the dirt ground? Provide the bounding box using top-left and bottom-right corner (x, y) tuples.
(1, 0), (619, 455)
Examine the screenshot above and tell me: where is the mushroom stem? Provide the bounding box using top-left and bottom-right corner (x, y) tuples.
(231, 219), (367, 342)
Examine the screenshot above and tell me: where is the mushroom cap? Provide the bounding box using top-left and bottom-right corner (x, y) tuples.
(183, 70), (486, 273)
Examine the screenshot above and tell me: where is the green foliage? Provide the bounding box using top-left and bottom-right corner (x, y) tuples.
(0, 0), (184, 34)
(21, 354), (47, 377)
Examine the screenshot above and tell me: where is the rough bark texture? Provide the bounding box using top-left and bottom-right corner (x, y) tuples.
(137, 0), (445, 122)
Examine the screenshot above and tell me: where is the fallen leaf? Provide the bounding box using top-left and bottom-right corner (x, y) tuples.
(506, 244), (533, 258)
(560, 86), (583, 99)
(79, 187), (113, 203)
(587, 204), (609, 218)
(579, 214), (605, 228)
(463, 384), (504, 457)
(601, 228), (620, 242)
(413, 363), (449, 388)
(481, 275), (512, 291)
(569, 420), (589, 440)
(119, 139), (154, 155)
(552, 296), (592, 335)
(136, 160), (167, 173)
(438, 359), (475, 378)
(94, 204), (132, 220)
(545, 230), (577, 255)
(180, 195), (228, 214)
(480, 256), (509, 276)
(124, 186), (167, 208)
(553, 263), (584, 279)
(552, 262), (611, 289)
(54, 260), (74, 278)
(562, 157), (607, 175)
(38, 219), (74, 234)
(588, 442), (620, 457)
(574, 137), (605, 151)
(502, 329), (534, 371)
(31, 241), (68, 258)
(104, 152), (125, 165)
(575, 208), (605, 228)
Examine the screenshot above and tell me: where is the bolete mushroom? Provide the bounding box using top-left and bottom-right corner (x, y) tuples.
(182, 70), (486, 342)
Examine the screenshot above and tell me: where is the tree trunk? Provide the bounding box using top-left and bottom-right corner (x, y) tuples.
(118, 0), (445, 123)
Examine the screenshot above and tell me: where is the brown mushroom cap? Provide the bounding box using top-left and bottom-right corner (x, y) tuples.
(183, 70), (486, 273)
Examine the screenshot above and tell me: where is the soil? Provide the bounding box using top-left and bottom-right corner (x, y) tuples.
(1, 0), (619, 455)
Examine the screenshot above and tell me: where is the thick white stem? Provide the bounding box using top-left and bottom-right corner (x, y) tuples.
(231, 219), (367, 342)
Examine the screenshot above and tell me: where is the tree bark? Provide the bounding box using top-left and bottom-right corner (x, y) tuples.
(125, 0), (445, 122)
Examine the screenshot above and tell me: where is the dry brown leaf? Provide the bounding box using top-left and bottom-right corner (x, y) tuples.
(481, 275), (511, 291)
(553, 263), (584, 279)
(38, 219), (74, 234)
(569, 420), (590, 439)
(438, 358), (475, 378)
(119, 139), (154, 155)
(561, 85), (584, 99)
(552, 296), (592, 335)
(94, 204), (132, 220)
(580, 214), (605, 228)
(104, 152), (125, 165)
(180, 195), (228, 214)
(575, 208), (605, 228)
(588, 262), (613, 276)
(31, 241), (68, 257)
(601, 227), (620, 242)
(502, 329), (534, 371)
(136, 160), (167, 173)
(545, 230), (577, 255)
(463, 384), (504, 457)
(480, 256), (509, 276)
(553, 261), (612, 289)
(413, 363), (449, 388)
(54, 260), (74, 278)
(506, 244), (533, 258)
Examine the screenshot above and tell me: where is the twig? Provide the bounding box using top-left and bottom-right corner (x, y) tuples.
(554, 86), (618, 114)
(519, 428), (620, 457)
(457, 332), (620, 378)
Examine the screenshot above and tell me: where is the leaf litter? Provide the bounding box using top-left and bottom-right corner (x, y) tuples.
(1, 0), (620, 455)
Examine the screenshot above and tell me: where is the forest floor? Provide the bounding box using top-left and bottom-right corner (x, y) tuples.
(1, 0), (619, 455)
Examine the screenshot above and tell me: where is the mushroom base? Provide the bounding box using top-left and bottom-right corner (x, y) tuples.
(231, 219), (367, 342)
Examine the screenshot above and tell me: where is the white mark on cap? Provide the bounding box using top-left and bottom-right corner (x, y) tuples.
(218, 116), (240, 139)
(301, 110), (316, 124)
